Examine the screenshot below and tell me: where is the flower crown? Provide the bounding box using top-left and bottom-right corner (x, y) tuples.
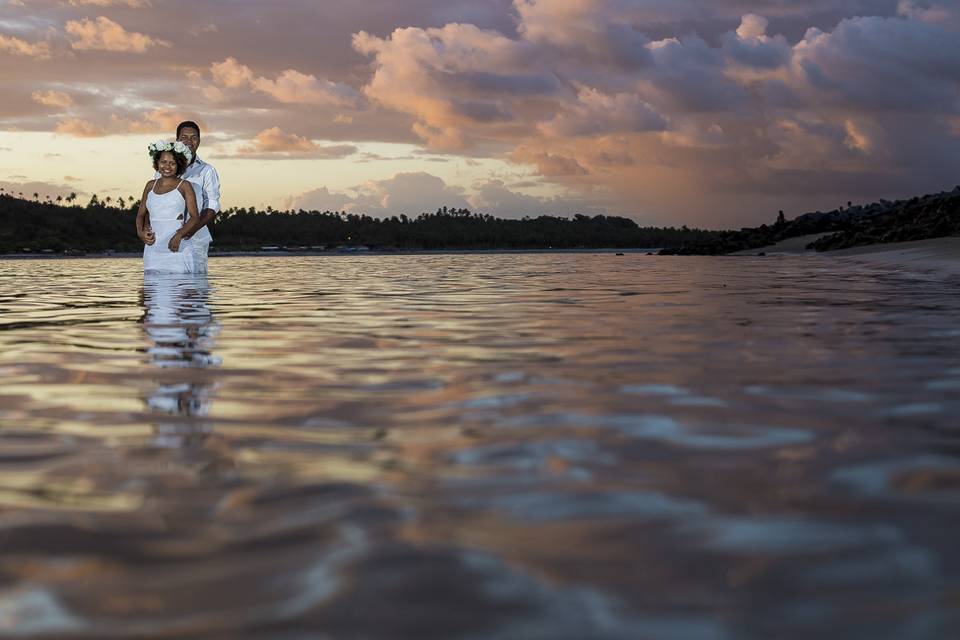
(147, 140), (193, 164)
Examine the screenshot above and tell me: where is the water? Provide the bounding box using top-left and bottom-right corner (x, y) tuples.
(1, 254), (959, 639)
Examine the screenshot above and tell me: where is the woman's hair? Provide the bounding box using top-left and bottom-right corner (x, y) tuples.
(152, 149), (189, 176)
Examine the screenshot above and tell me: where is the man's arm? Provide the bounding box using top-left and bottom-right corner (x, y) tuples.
(184, 165), (220, 237)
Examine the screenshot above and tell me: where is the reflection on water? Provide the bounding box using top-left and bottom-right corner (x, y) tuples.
(0, 254), (959, 639)
(141, 273), (218, 448)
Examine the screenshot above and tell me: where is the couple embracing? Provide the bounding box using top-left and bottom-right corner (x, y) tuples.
(136, 121), (220, 273)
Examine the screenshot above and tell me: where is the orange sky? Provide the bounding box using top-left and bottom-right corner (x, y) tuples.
(2, 0), (959, 228)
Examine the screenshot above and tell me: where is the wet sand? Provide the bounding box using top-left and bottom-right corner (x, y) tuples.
(827, 236), (960, 275)
(733, 234), (960, 276)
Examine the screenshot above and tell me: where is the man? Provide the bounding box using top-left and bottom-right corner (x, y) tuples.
(152, 120), (220, 272)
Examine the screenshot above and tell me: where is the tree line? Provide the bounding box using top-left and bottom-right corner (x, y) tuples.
(0, 190), (722, 253)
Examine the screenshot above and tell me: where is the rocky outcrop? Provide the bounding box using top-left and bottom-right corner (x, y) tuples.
(809, 188), (960, 251)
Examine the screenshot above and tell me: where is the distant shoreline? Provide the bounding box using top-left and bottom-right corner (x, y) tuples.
(5, 239), (959, 275)
(0, 247), (662, 260)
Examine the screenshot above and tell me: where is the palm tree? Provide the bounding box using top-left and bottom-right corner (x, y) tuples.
(56, 195), (63, 205)
(67, 192), (77, 204)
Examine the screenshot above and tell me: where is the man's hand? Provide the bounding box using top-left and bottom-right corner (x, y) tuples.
(183, 210), (213, 239)
(140, 227), (156, 246)
(168, 232), (182, 252)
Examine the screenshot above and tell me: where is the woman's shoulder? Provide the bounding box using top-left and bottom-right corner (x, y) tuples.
(178, 179), (195, 193)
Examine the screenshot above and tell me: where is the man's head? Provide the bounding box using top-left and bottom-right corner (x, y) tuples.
(176, 121), (201, 160)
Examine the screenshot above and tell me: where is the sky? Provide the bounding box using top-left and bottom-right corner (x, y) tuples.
(1, 0), (959, 228)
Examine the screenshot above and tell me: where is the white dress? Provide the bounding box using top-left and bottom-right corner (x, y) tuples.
(143, 180), (195, 273)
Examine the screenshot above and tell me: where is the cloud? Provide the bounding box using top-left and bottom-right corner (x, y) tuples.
(791, 14), (960, 111)
(287, 172), (470, 215)
(286, 172), (603, 219)
(0, 180), (84, 201)
(0, 34), (52, 59)
(509, 147), (588, 176)
(210, 57), (361, 107)
(539, 86), (667, 137)
(68, 0), (150, 6)
(65, 16), (169, 52)
(897, 1), (960, 29)
(515, 0), (654, 71)
(283, 186), (354, 213)
(468, 179), (603, 218)
(54, 118), (106, 137)
(353, 23), (554, 150)
(31, 90), (74, 108)
(246, 127), (316, 152)
(722, 14), (791, 70)
(234, 126), (358, 158)
(108, 108), (203, 135)
(737, 13), (769, 39)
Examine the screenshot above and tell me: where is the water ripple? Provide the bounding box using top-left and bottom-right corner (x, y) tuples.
(1, 254), (959, 637)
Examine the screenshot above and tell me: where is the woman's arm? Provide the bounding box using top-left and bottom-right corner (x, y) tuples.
(136, 181), (155, 245)
(168, 181), (200, 252)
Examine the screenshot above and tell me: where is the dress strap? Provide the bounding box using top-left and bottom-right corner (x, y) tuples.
(149, 179), (158, 194)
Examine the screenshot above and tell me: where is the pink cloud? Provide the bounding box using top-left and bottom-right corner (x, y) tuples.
(109, 109), (205, 135)
(509, 147), (589, 176)
(210, 57), (360, 107)
(286, 172), (469, 214)
(31, 90), (74, 108)
(54, 118), (106, 137)
(234, 126), (357, 159)
(65, 16), (169, 53)
(246, 127), (318, 152)
(68, 0), (150, 6)
(0, 34), (52, 59)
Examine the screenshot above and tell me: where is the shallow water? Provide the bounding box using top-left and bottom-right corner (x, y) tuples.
(1, 253), (959, 639)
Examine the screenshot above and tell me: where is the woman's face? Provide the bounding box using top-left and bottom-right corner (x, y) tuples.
(157, 151), (177, 178)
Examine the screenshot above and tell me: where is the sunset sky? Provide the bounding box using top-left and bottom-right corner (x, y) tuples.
(1, 0), (959, 228)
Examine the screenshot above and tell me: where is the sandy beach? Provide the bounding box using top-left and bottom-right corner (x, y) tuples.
(733, 234), (960, 276)
(827, 236), (960, 275)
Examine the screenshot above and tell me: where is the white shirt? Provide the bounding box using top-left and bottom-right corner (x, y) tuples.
(154, 156), (220, 244)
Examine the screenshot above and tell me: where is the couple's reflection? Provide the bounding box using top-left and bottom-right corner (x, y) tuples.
(140, 272), (220, 448)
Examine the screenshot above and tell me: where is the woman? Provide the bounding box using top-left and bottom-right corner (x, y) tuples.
(137, 141), (201, 273)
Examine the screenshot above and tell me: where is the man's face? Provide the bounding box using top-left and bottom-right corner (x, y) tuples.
(177, 127), (200, 157)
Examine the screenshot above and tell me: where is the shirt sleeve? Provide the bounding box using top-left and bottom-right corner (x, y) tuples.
(203, 165), (221, 213)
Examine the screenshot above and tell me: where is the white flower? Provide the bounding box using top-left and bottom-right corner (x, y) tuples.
(172, 140), (193, 163)
(147, 139), (192, 163)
